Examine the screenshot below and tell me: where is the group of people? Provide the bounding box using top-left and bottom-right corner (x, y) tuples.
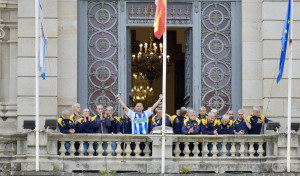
(58, 94), (276, 135)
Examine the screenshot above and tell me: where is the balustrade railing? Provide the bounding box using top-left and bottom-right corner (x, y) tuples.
(171, 135), (273, 158)
(0, 134), (18, 156)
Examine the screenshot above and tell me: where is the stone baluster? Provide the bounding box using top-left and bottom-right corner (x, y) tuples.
(115, 142), (122, 157)
(173, 142), (180, 157)
(96, 141), (104, 156)
(202, 142), (209, 157)
(8, 142), (15, 155)
(193, 142), (200, 157)
(222, 142), (227, 157)
(69, 141), (76, 156)
(0, 141), (4, 155)
(87, 141), (94, 156)
(257, 142), (264, 157)
(106, 141), (113, 156)
(135, 142), (141, 157)
(239, 142), (245, 157)
(211, 142), (218, 157)
(125, 142), (132, 157)
(248, 142), (255, 157)
(59, 141), (67, 156)
(183, 142), (190, 157)
(230, 142), (236, 157)
(143, 142), (151, 157)
(78, 141), (85, 156)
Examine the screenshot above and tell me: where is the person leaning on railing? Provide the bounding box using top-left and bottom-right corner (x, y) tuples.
(117, 93), (162, 134)
(217, 114), (234, 134)
(106, 106), (121, 134)
(233, 109), (251, 135)
(201, 112), (218, 135)
(170, 107), (188, 134)
(182, 110), (201, 135)
(151, 108), (171, 131)
(76, 108), (93, 133)
(58, 109), (76, 134)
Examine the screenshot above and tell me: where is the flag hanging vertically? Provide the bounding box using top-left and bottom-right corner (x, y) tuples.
(39, 0), (48, 80)
(154, 0), (166, 39)
(277, 0), (291, 83)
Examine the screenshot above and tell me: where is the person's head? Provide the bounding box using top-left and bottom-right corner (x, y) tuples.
(83, 108), (90, 117)
(188, 110), (196, 121)
(211, 109), (218, 117)
(199, 107), (207, 116)
(156, 108), (162, 118)
(253, 106), (261, 116)
(207, 112), (216, 123)
(62, 109), (71, 119)
(72, 103), (81, 114)
(186, 107), (192, 115)
(222, 114), (230, 125)
(106, 106), (114, 116)
(158, 102), (162, 109)
(122, 107), (128, 115)
(96, 104), (104, 115)
(228, 110), (235, 120)
(237, 109), (245, 120)
(135, 102), (144, 113)
(176, 109), (180, 115)
(180, 107), (187, 117)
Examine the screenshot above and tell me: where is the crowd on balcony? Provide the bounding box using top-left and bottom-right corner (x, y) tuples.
(58, 94), (278, 135)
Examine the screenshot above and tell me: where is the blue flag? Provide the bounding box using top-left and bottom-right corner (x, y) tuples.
(39, 0), (48, 80)
(277, 0), (291, 83)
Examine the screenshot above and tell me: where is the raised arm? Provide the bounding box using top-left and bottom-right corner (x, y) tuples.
(243, 114), (251, 129)
(117, 94), (129, 112)
(151, 94), (163, 112)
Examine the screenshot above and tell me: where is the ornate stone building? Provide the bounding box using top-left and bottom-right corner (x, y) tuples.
(0, 0), (299, 134)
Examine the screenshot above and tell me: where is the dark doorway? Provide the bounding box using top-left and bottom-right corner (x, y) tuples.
(129, 27), (188, 114)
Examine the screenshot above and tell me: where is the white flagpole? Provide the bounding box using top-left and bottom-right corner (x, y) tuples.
(287, 0), (293, 172)
(161, 1), (167, 174)
(35, 0), (40, 172)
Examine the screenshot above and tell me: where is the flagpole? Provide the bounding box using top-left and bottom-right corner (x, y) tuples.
(161, 1), (167, 174)
(35, 0), (40, 172)
(287, 0), (293, 172)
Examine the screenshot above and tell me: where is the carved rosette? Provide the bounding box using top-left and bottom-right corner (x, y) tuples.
(201, 2), (232, 115)
(88, 1), (118, 115)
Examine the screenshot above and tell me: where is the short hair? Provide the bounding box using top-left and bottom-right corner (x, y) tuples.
(180, 107), (187, 116)
(83, 108), (89, 111)
(199, 106), (206, 111)
(107, 106), (113, 110)
(253, 106), (261, 111)
(72, 103), (80, 109)
(62, 109), (70, 116)
(156, 108), (162, 112)
(211, 109), (218, 113)
(222, 114), (229, 120)
(97, 104), (103, 108)
(238, 109), (244, 113)
(188, 109), (196, 116)
(208, 112), (215, 117)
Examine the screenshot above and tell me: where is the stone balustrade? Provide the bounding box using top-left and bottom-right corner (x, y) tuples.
(0, 132), (299, 173)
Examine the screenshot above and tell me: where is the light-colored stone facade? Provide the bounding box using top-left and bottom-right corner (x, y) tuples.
(0, 0), (299, 133)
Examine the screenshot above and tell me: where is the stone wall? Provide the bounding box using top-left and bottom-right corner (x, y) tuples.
(242, 0), (300, 133)
(0, 0), (18, 133)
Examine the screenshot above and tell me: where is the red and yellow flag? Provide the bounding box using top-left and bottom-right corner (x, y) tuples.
(154, 0), (166, 39)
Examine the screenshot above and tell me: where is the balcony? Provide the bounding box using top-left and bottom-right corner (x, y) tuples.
(0, 132), (299, 173)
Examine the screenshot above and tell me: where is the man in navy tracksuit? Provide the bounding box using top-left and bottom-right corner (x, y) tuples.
(76, 108), (93, 133)
(58, 110), (76, 155)
(201, 112), (218, 135)
(247, 106), (275, 134)
(105, 106), (121, 134)
(198, 106), (207, 120)
(120, 108), (132, 134)
(151, 108), (172, 131)
(218, 115), (234, 134)
(234, 109), (251, 135)
(171, 107), (188, 134)
(182, 110), (201, 135)
(91, 105), (111, 134)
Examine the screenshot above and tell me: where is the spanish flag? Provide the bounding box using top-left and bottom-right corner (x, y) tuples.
(154, 0), (166, 39)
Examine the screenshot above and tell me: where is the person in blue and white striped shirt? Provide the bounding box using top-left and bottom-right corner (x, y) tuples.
(117, 94), (162, 134)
